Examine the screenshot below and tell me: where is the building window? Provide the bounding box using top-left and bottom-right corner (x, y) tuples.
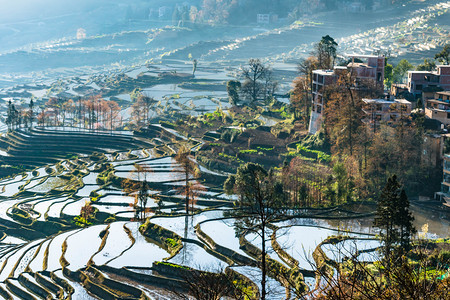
(445, 160), (450, 170)
(447, 112), (450, 119)
(445, 174), (450, 183)
(416, 84), (423, 90)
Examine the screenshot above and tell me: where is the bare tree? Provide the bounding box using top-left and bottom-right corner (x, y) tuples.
(263, 69), (278, 102)
(122, 163), (153, 221)
(131, 94), (155, 128)
(175, 145), (200, 214)
(241, 59), (269, 103)
(225, 163), (288, 300)
(298, 56), (318, 102)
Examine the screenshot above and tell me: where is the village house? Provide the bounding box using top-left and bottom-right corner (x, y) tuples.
(256, 13), (278, 24)
(407, 65), (450, 98)
(362, 98), (412, 127)
(309, 54), (385, 134)
(391, 83), (409, 98)
(425, 91), (450, 126)
(435, 154), (450, 207)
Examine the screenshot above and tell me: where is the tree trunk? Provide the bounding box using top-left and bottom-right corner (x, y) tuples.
(185, 166), (189, 215)
(261, 223), (266, 300)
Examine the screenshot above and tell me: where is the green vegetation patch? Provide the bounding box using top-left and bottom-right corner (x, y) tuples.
(154, 261), (189, 270)
(296, 146), (331, 163)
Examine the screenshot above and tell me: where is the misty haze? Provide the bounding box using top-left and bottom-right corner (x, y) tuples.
(0, 0), (448, 299)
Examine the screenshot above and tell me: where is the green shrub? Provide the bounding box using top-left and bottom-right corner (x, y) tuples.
(160, 120), (176, 129)
(257, 146), (274, 152)
(74, 216), (92, 227)
(90, 191), (99, 198)
(154, 261), (189, 270)
(298, 130), (330, 152)
(296, 146), (331, 163)
(165, 238), (178, 248)
(204, 112), (217, 121)
(219, 153), (243, 163)
(209, 143), (223, 147)
(200, 120), (213, 127)
(239, 149), (257, 154)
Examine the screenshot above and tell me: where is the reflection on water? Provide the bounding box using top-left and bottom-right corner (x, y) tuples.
(410, 204), (450, 238)
(324, 205), (450, 238)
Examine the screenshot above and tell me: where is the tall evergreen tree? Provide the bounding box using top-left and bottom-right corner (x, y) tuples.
(374, 175), (401, 260)
(375, 175), (416, 260)
(434, 44), (449, 65)
(315, 35), (338, 69)
(226, 80), (241, 106)
(397, 189), (416, 251)
(28, 99), (34, 129)
(6, 100), (13, 132)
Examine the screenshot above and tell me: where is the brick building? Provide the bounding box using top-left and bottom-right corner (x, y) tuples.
(407, 65), (450, 97)
(309, 54), (385, 134)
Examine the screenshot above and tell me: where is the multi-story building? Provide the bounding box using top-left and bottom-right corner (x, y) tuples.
(436, 154), (450, 207)
(362, 98), (411, 127)
(407, 65), (450, 97)
(256, 13), (278, 24)
(425, 91), (450, 126)
(309, 70), (336, 134)
(309, 54), (385, 134)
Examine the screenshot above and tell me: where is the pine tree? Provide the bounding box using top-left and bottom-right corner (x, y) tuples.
(374, 175), (401, 261)
(226, 80), (241, 106)
(315, 35), (338, 69)
(6, 100), (12, 132)
(397, 189), (416, 251)
(28, 99), (34, 129)
(374, 175), (416, 259)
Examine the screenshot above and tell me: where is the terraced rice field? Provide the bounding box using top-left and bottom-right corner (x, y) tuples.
(0, 127), (384, 299)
